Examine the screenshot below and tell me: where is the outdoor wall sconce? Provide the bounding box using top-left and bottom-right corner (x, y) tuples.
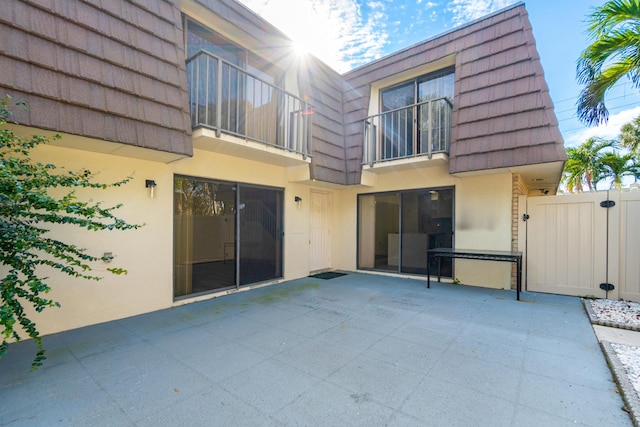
(295, 196), (302, 208)
(145, 179), (157, 198)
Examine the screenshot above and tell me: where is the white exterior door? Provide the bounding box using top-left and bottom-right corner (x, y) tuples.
(309, 191), (331, 272)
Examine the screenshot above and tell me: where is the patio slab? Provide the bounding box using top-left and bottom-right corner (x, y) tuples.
(0, 273), (632, 426)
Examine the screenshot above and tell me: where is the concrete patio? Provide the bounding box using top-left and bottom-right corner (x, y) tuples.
(0, 273), (632, 426)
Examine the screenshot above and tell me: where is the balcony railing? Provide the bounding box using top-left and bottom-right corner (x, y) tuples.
(186, 50), (312, 158)
(363, 97), (452, 166)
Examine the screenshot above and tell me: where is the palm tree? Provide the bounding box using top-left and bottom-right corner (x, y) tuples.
(563, 148), (587, 193)
(620, 114), (640, 156)
(600, 151), (640, 188)
(576, 0), (640, 126)
(562, 137), (617, 192)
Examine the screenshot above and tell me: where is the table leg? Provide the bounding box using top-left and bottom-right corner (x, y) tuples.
(427, 253), (431, 288)
(516, 256), (522, 301)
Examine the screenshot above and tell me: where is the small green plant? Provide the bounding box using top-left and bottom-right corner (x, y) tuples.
(452, 277), (461, 285)
(580, 294), (599, 300)
(0, 96), (141, 370)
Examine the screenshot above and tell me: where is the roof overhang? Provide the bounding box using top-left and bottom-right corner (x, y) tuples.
(451, 160), (565, 196)
(6, 124), (190, 163)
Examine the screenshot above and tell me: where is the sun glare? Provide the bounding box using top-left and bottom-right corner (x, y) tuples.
(293, 41), (309, 57)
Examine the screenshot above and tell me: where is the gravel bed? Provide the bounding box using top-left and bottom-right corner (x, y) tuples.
(612, 343), (640, 399)
(590, 299), (640, 329)
(586, 299), (640, 425)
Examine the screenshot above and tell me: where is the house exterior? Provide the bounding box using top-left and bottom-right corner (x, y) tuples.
(0, 0), (565, 335)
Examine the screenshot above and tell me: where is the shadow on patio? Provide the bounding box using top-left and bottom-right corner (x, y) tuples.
(0, 273), (631, 426)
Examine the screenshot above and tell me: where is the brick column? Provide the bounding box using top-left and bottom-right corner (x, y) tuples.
(511, 173), (527, 288)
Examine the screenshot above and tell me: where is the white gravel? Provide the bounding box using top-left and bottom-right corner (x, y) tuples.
(589, 299), (640, 328)
(612, 343), (640, 399)
(588, 299), (640, 408)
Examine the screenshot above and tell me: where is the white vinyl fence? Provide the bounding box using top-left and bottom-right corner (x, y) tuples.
(524, 191), (640, 301)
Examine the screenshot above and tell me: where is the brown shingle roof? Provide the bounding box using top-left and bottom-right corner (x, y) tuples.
(0, 0), (191, 157)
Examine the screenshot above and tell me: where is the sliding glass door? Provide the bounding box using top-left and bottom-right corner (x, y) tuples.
(358, 187), (454, 276)
(238, 186), (283, 285)
(174, 176), (283, 298)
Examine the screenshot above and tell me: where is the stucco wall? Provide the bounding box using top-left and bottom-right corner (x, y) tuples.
(454, 173), (513, 288)
(10, 128), (318, 336)
(15, 143), (173, 335)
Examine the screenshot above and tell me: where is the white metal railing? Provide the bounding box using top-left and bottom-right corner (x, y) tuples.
(363, 97), (452, 166)
(187, 50), (312, 158)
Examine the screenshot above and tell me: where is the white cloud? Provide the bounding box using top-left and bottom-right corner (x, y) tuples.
(238, 0), (389, 73)
(564, 106), (640, 147)
(447, 0), (517, 26)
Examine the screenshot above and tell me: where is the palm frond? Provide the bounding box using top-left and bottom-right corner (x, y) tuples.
(578, 27), (640, 78)
(588, 0), (640, 36)
(577, 0), (640, 126)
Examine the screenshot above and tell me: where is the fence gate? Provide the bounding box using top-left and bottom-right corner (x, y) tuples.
(618, 193), (640, 301)
(524, 191), (640, 300)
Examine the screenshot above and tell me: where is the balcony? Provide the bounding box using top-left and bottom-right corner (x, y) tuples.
(186, 50), (312, 164)
(363, 98), (452, 170)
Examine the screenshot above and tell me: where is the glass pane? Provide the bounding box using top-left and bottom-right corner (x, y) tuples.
(357, 193), (400, 271)
(424, 188), (454, 277)
(221, 65), (245, 134)
(187, 19), (244, 66)
(174, 177), (236, 297)
(400, 191), (429, 274)
(358, 195), (376, 268)
(381, 83), (415, 160)
(245, 77), (278, 144)
(381, 82), (414, 111)
(418, 71), (454, 154)
(418, 70), (454, 102)
(247, 51), (281, 86)
(418, 99), (451, 154)
(187, 53), (217, 128)
(238, 186), (283, 285)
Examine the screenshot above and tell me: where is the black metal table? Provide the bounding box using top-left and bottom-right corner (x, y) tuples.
(427, 248), (523, 300)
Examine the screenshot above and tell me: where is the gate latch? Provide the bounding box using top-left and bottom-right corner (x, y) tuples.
(600, 200), (615, 208)
(600, 283), (615, 291)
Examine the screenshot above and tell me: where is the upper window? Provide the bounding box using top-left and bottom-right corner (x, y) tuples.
(184, 17), (282, 85)
(369, 67), (454, 161)
(187, 18), (244, 66)
(381, 67), (454, 112)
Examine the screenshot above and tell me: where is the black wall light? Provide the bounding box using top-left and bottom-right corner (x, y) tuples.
(145, 180), (157, 198)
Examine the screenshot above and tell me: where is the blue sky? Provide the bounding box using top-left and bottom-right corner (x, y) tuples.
(238, 0), (640, 149)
